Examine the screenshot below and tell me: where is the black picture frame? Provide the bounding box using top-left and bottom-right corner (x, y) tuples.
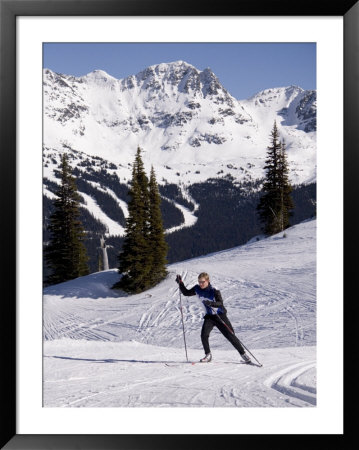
(1, 0), (357, 448)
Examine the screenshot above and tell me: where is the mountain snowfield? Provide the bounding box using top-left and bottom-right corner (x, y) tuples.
(43, 218), (316, 409)
(43, 60), (316, 188)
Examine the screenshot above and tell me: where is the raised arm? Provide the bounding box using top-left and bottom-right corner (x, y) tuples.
(175, 275), (196, 296)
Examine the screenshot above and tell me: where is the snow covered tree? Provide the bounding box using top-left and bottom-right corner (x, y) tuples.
(148, 166), (168, 285)
(257, 122), (294, 235)
(45, 154), (89, 285)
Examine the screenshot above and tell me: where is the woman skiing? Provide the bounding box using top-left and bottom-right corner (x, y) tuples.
(175, 272), (251, 363)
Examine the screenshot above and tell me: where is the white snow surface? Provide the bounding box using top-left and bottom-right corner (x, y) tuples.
(43, 219), (316, 408)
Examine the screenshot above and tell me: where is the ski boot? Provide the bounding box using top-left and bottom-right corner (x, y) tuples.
(200, 353), (212, 363)
(241, 353), (252, 364)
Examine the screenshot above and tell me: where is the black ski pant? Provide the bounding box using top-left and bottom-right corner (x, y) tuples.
(201, 313), (245, 355)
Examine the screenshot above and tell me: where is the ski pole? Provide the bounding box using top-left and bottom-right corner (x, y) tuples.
(210, 306), (263, 367)
(237, 339), (263, 367)
(179, 290), (189, 362)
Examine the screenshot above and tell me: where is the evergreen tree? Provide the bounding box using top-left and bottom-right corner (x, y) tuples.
(148, 166), (168, 285)
(45, 154), (89, 285)
(277, 139), (294, 231)
(257, 122), (294, 235)
(116, 147), (152, 293)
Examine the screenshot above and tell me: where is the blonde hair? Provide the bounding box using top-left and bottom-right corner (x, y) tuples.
(198, 272), (210, 281)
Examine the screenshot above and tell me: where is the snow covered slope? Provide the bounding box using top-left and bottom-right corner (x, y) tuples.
(43, 219), (316, 408)
(43, 61), (316, 187)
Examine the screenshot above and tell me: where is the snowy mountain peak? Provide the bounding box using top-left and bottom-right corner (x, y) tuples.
(243, 84), (316, 135)
(134, 61), (198, 91)
(43, 60), (316, 186)
(248, 85), (304, 104)
(133, 60), (197, 81)
(121, 60), (232, 102)
(81, 70), (118, 85)
(149, 60), (196, 72)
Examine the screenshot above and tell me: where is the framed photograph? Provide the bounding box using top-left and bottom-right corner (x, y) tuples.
(1, 0), (356, 448)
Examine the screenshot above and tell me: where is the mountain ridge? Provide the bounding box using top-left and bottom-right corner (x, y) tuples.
(43, 60), (316, 187)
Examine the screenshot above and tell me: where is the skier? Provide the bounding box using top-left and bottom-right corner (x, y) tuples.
(175, 272), (252, 363)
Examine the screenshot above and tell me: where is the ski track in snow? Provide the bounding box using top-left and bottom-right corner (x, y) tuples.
(264, 360), (317, 406)
(43, 342), (316, 408)
(43, 219), (317, 408)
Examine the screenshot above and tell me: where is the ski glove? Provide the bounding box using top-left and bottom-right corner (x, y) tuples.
(175, 275), (183, 284)
(203, 300), (212, 307)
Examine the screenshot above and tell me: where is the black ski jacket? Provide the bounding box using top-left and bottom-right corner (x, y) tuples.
(178, 282), (227, 315)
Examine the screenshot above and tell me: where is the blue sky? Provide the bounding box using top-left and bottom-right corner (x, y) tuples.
(43, 43), (316, 100)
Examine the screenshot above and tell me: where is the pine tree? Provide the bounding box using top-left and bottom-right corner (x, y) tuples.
(45, 154), (89, 285)
(257, 122), (294, 235)
(148, 166), (168, 285)
(277, 139), (294, 232)
(116, 147), (152, 293)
